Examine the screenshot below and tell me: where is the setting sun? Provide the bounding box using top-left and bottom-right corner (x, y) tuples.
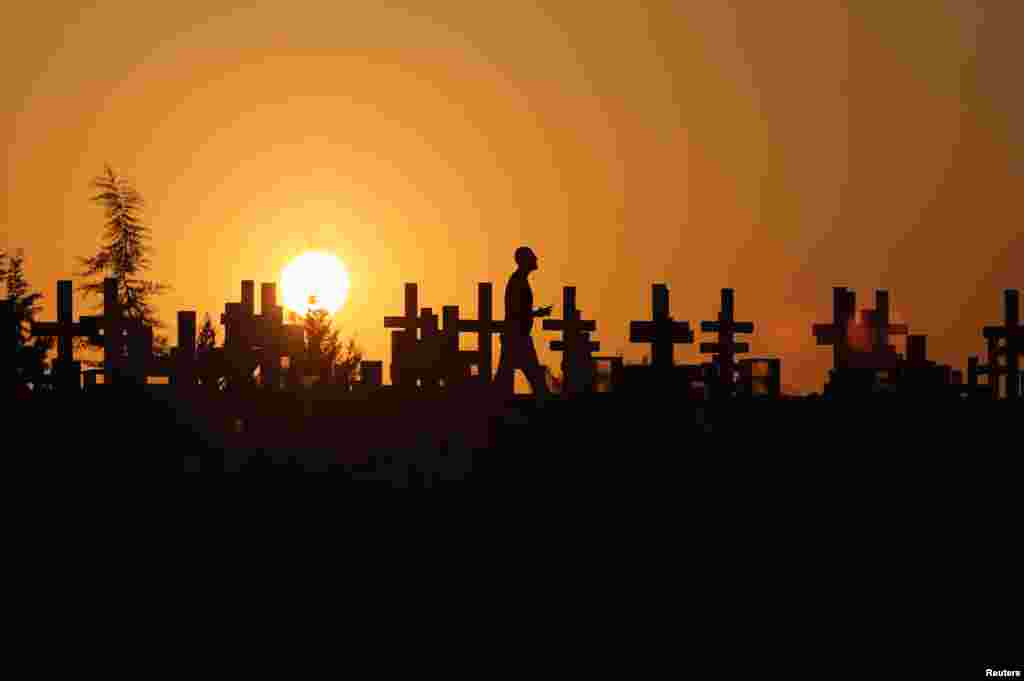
(281, 250), (350, 317)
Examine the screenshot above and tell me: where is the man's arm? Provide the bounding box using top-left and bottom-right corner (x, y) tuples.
(533, 306), (553, 318)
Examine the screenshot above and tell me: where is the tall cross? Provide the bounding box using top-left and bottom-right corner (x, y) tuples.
(982, 289), (1022, 399)
(30, 280), (93, 389)
(699, 288), (753, 393)
(79, 278), (143, 386)
(813, 287), (857, 371)
(628, 284), (693, 371)
(850, 290), (907, 364)
(384, 284), (437, 387)
(454, 283), (510, 383)
(543, 287), (599, 394)
(442, 305), (474, 388)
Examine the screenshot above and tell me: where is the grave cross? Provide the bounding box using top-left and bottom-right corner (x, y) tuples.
(543, 287), (599, 394)
(78, 278), (145, 386)
(384, 283), (422, 388)
(967, 336), (1001, 400)
(813, 287), (857, 371)
(30, 280), (92, 390)
(441, 306), (474, 388)
(408, 307), (444, 388)
(628, 284), (694, 371)
(551, 328), (600, 395)
(982, 289), (1022, 399)
(849, 290), (907, 366)
(699, 288), (753, 393)
(454, 283), (510, 383)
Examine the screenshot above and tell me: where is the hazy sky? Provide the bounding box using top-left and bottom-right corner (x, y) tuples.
(3, 1), (1021, 393)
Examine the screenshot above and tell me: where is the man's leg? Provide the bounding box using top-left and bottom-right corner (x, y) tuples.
(522, 337), (550, 401)
(493, 335), (517, 398)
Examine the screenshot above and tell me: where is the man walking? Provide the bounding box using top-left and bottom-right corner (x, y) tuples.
(494, 247), (552, 402)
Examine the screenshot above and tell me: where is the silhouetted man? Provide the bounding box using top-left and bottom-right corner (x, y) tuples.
(494, 247), (553, 401)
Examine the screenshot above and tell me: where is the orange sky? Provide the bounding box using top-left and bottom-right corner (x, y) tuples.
(3, 1), (1021, 394)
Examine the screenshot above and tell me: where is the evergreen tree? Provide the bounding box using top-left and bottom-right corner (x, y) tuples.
(195, 313), (221, 388)
(303, 309), (363, 385)
(76, 164), (170, 353)
(3, 250), (54, 388)
(197, 313), (217, 353)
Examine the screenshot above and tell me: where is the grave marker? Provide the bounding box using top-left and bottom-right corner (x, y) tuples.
(628, 284), (694, 371)
(454, 283), (510, 383)
(543, 287), (599, 395)
(982, 289), (1022, 399)
(700, 288), (754, 396)
(30, 280), (91, 391)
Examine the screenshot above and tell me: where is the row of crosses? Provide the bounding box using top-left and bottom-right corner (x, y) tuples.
(812, 286), (1021, 399)
(384, 282), (760, 397)
(22, 278), (386, 392)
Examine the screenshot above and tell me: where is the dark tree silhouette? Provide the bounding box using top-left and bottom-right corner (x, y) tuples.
(76, 164), (170, 357)
(195, 313), (222, 389)
(304, 309), (363, 385)
(3, 250), (54, 389)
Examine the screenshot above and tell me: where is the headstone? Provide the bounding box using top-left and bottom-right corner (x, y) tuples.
(359, 360), (383, 389)
(737, 358), (781, 398)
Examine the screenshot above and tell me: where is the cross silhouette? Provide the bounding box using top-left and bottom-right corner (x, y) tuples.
(699, 288), (754, 387)
(981, 289), (1022, 399)
(628, 284), (693, 371)
(454, 283), (510, 383)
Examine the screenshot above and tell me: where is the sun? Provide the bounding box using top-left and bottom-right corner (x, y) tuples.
(281, 250), (350, 317)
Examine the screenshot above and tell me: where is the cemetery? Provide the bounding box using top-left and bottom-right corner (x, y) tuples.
(6, 275), (1021, 482)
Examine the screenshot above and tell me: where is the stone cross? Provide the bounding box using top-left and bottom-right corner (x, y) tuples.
(982, 289), (1022, 399)
(699, 288), (754, 395)
(628, 284), (694, 371)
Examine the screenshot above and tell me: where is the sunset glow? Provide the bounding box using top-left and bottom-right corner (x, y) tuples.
(281, 251), (350, 317)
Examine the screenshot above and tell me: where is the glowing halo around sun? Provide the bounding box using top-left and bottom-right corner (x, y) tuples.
(280, 250), (350, 317)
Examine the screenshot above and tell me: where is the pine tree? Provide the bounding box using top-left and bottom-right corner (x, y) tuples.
(76, 164), (170, 352)
(195, 313), (221, 388)
(303, 309), (363, 385)
(197, 313), (217, 353)
(3, 250), (54, 388)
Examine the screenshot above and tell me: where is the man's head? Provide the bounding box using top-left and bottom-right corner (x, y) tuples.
(514, 246), (538, 272)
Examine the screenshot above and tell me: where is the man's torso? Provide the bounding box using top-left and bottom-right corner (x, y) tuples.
(504, 271), (533, 336)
